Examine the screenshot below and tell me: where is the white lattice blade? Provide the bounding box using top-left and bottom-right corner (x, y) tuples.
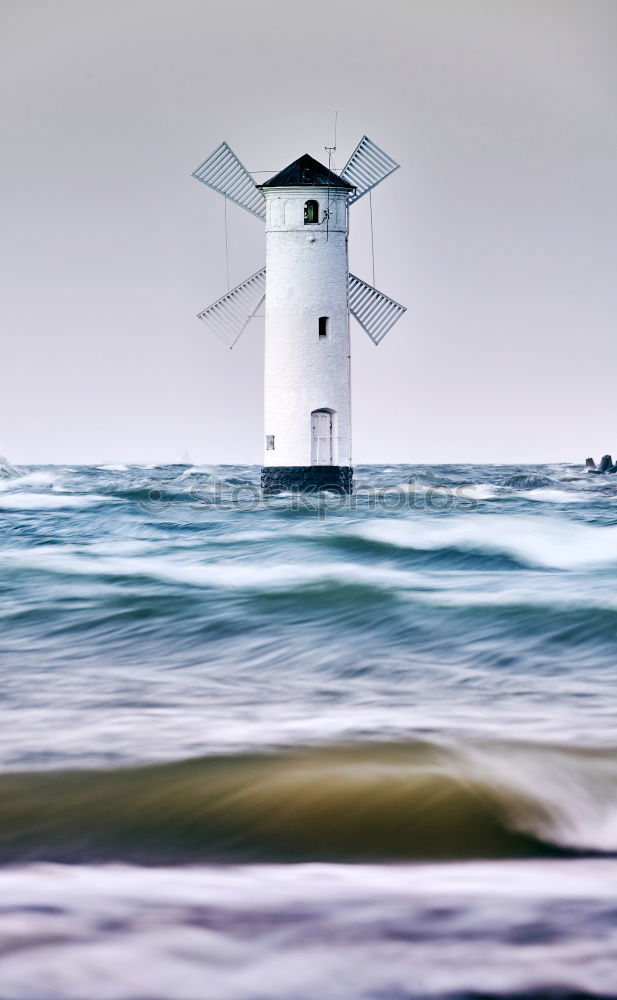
(341, 136), (400, 204)
(348, 273), (406, 345)
(192, 142), (266, 220)
(198, 268), (266, 348)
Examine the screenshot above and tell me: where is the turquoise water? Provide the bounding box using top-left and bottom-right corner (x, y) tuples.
(1, 461), (617, 997)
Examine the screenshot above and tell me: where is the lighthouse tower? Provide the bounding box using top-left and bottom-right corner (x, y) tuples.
(192, 137), (406, 493)
(259, 155), (353, 493)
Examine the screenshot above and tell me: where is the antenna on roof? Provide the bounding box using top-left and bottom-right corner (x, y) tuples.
(324, 110), (338, 167)
(324, 111), (338, 241)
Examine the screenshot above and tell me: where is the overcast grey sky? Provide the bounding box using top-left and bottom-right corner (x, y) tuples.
(1, 0), (616, 464)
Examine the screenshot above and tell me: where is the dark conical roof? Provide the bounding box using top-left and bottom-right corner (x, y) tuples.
(259, 153), (355, 190)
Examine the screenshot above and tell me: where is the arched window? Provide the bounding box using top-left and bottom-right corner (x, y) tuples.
(304, 200), (319, 225)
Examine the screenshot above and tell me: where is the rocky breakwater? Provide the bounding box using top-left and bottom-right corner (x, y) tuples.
(586, 455), (617, 474)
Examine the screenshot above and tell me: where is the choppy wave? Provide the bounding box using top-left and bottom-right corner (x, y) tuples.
(0, 469), (60, 492)
(0, 492), (109, 510)
(7, 511), (608, 578)
(4, 543), (617, 601)
(2, 462), (617, 764)
(2, 461), (617, 997)
(522, 486), (588, 503)
(352, 515), (617, 570)
(2, 738), (617, 864)
(500, 473), (555, 489)
(3, 859), (617, 1000)
(0, 454), (20, 479)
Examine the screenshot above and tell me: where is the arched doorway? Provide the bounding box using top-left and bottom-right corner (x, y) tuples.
(311, 409), (335, 465)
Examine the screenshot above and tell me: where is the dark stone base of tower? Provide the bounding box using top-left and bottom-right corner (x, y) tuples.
(261, 466), (353, 495)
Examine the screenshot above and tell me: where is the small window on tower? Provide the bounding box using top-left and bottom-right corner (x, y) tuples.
(318, 317), (329, 338)
(304, 200), (319, 225)
(266, 435), (275, 450)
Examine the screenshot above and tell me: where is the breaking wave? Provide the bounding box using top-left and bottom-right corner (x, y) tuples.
(0, 492), (109, 510)
(349, 515), (617, 570)
(2, 738), (617, 864)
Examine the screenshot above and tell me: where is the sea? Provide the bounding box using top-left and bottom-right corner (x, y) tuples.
(1, 460), (617, 999)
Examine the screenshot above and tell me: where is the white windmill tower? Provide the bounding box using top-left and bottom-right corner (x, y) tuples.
(193, 136), (406, 493)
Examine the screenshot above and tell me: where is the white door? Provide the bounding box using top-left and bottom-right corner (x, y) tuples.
(311, 411), (333, 465)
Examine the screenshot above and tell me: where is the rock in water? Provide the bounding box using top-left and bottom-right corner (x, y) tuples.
(585, 457), (596, 470)
(599, 455), (613, 473)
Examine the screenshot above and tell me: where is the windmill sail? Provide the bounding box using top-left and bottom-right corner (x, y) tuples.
(341, 136), (399, 204)
(192, 142), (266, 220)
(198, 268), (266, 348)
(348, 273), (406, 345)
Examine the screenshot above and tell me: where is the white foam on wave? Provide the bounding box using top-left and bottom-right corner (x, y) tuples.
(521, 487), (592, 504)
(2, 856), (616, 905)
(464, 740), (617, 854)
(0, 493), (107, 511)
(97, 464), (129, 472)
(0, 454), (19, 479)
(457, 484), (503, 501)
(3, 543), (617, 615)
(0, 857), (616, 1000)
(179, 465), (219, 478)
(417, 583), (617, 612)
(0, 547), (418, 591)
(384, 481), (496, 502)
(0, 471), (60, 493)
(457, 482), (611, 504)
(6, 513), (617, 586)
(355, 515), (617, 570)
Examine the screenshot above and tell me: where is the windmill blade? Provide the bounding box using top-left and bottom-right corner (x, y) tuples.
(198, 268), (266, 349)
(192, 142), (266, 220)
(348, 273), (406, 345)
(341, 136), (400, 204)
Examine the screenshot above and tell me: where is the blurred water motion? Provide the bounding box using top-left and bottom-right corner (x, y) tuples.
(2, 462), (617, 997)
